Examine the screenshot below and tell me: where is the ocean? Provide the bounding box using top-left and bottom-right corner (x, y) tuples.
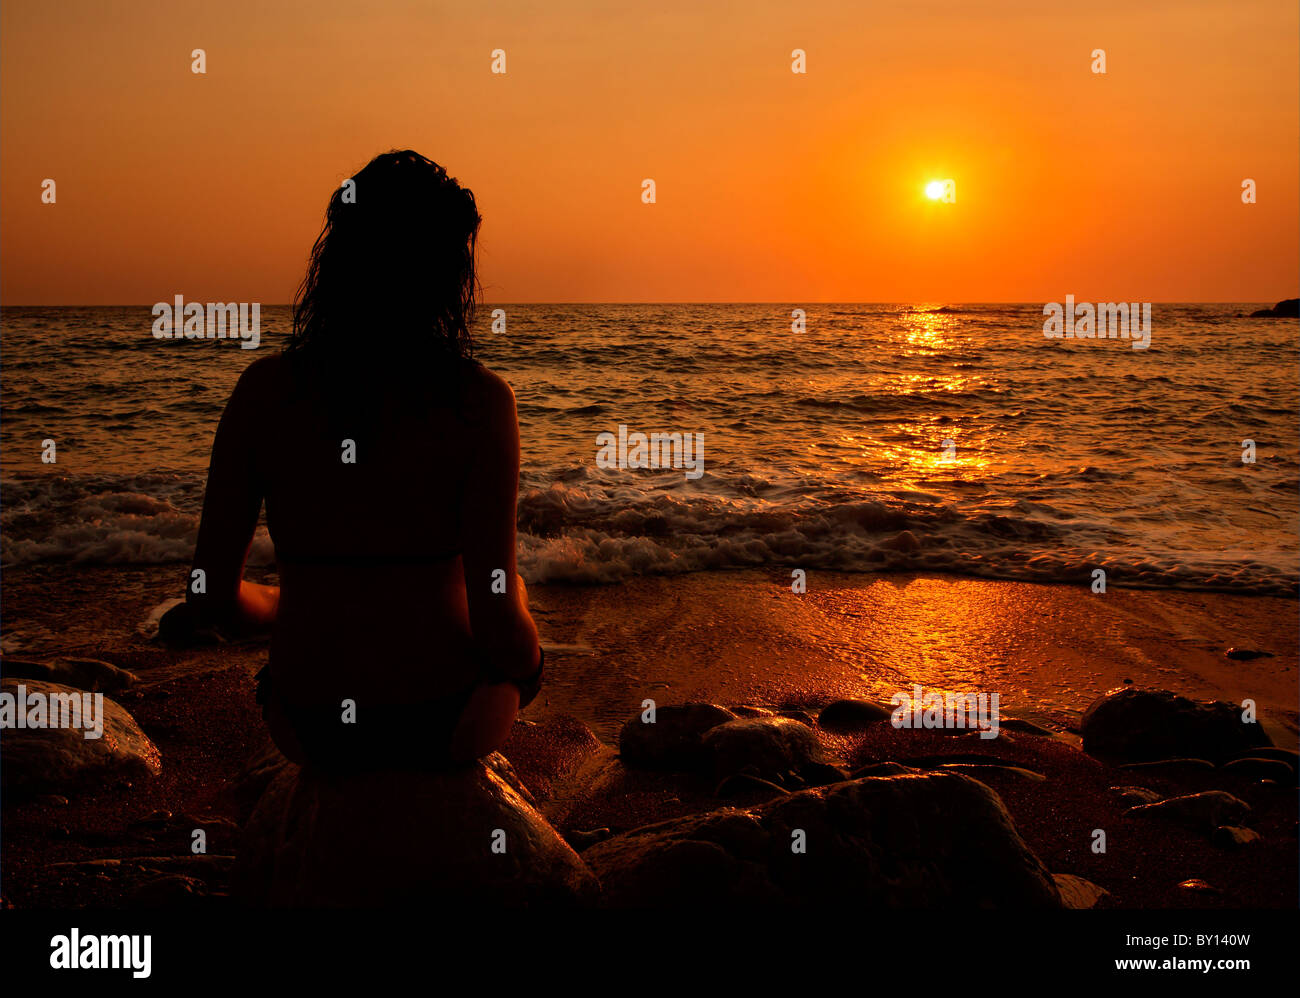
(2, 303), (1296, 594)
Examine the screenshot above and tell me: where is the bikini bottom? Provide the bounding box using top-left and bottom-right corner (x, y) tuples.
(254, 664), (477, 774)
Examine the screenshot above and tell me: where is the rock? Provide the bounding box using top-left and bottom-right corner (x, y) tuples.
(1212, 825), (1261, 849)
(130, 875), (210, 908)
(618, 703), (737, 770)
(1247, 298), (1299, 318)
(817, 699), (893, 731)
(1, 656), (138, 693)
(731, 706), (773, 719)
(1109, 786), (1163, 807)
(899, 753), (1022, 769)
(0, 679), (161, 795)
(1126, 791), (1251, 831)
(714, 772), (790, 798)
(1224, 647), (1273, 660)
(1081, 688), (1271, 764)
(938, 763), (1046, 782)
(1053, 874), (1112, 909)
(701, 716), (845, 786)
(1117, 758), (1216, 780)
(999, 717), (1057, 737)
(851, 762), (918, 778)
(565, 827), (612, 851)
(583, 771), (1061, 907)
(233, 751), (598, 907)
(1228, 746), (1298, 771)
(1218, 756), (1296, 786)
(1177, 878), (1221, 895)
(777, 709), (816, 727)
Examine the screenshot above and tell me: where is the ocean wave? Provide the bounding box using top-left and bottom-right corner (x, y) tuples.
(1, 473), (1292, 596)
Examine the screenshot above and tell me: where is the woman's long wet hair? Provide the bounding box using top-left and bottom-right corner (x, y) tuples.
(286, 150), (481, 418)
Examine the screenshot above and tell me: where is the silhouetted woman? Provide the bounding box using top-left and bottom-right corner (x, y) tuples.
(172, 150), (543, 771)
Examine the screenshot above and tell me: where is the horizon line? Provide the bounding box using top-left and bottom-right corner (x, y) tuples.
(1, 299), (1293, 309)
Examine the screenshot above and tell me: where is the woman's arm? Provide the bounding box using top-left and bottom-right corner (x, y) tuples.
(187, 361), (277, 633)
(458, 370), (541, 681)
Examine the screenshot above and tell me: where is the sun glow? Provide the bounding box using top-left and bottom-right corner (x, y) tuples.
(925, 180), (946, 200)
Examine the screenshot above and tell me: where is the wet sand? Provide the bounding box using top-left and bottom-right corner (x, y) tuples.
(524, 569), (1298, 747)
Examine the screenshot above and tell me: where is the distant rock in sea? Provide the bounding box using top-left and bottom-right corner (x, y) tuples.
(1248, 297), (1299, 318)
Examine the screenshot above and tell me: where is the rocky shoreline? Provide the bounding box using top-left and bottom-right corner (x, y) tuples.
(3, 655), (1296, 909)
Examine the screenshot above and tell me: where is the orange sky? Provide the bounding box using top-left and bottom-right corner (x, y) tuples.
(2, 0), (1296, 304)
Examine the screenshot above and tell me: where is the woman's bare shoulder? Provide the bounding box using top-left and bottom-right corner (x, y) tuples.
(456, 360), (517, 424)
(224, 352), (294, 411)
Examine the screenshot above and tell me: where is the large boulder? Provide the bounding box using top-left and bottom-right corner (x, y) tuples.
(233, 752), (598, 907)
(583, 771), (1061, 907)
(1081, 688), (1271, 764)
(618, 703), (738, 770)
(1, 679), (161, 795)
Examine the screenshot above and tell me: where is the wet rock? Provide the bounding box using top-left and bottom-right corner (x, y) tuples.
(130, 875), (211, 908)
(1, 656), (138, 693)
(583, 771), (1061, 907)
(731, 706), (773, 719)
(777, 709), (816, 727)
(1229, 746), (1298, 771)
(1, 679), (161, 795)
(1127, 791), (1251, 831)
(1109, 786), (1163, 807)
(48, 855), (234, 907)
(618, 703), (737, 770)
(1212, 825), (1261, 849)
(1177, 878), (1221, 895)
(999, 717), (1057, 737)
(938, 763), (1046, 782)
(1218, 756), (1296, 786)
(1224, 647), (1273, 660)
(1118, 758), (1215, 780)
(1053, 874), (1112, 909)
(234, 751), (597, 907)
(899, 753), (1022, 769)
(1082, 688), (1271, 764)
(714, 772), (790, 799)
(817, 699), (892, 731)
(500, 714), (623, 828)
(565, 827), (612, 851)
(851, 762), (918, 778)
(701, 716), (844, 785)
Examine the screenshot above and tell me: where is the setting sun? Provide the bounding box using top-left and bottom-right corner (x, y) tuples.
(925, 180), (947, 200)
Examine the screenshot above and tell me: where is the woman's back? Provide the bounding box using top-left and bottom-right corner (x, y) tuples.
(239, 352), (493, 707)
